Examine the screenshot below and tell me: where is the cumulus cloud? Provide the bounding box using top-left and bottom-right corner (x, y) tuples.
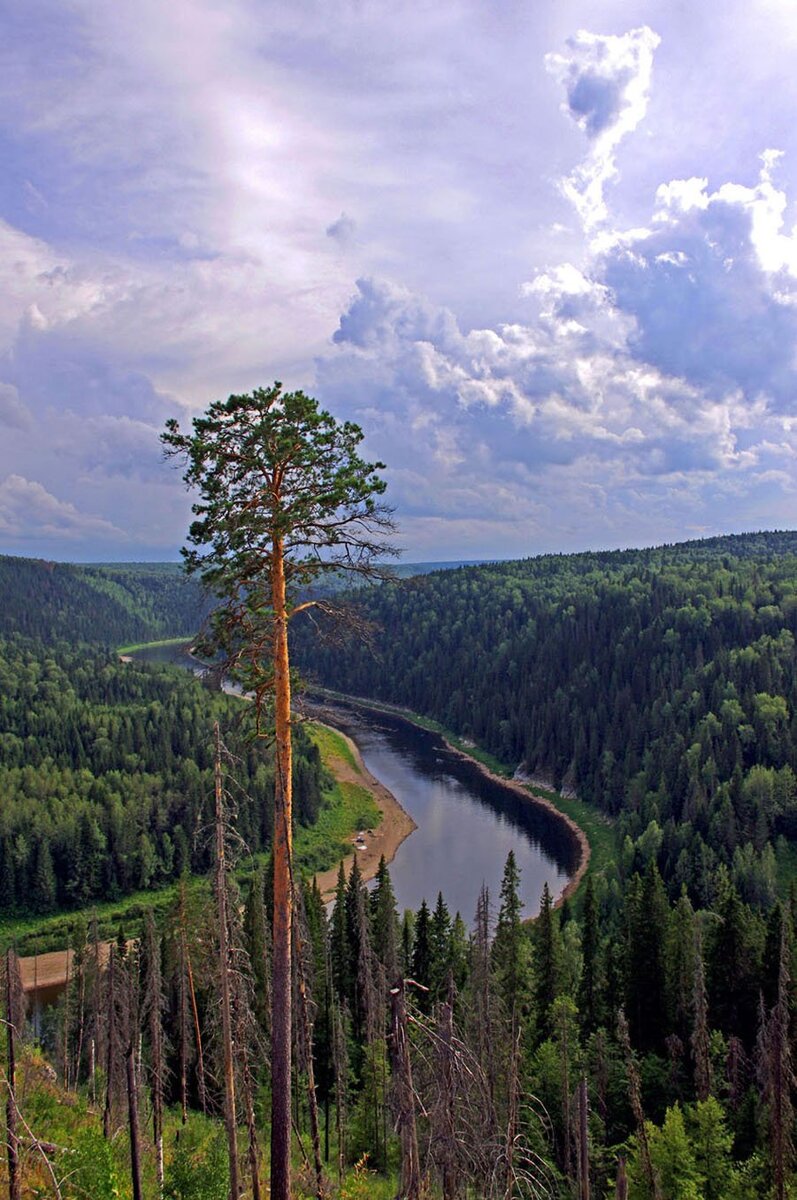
(597, 155), (797, 407)
(2, 4), (797, 559)
(0, 383), (31, 430)
(546, 27), (660, 228)
(0, 475), (127, 542)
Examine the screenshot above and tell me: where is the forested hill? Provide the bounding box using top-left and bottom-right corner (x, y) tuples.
(295, 530), (797, 902)
(0, 555), (207, 645)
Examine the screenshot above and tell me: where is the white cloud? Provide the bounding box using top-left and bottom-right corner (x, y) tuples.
(546, 26), (660, 228)
(0, 384), (31, 430)
(0, 475), (127, 542)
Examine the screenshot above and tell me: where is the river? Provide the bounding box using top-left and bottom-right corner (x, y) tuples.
(132, 642), (579, 921)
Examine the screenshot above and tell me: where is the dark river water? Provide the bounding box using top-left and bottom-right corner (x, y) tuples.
(131, 643), (579, 921)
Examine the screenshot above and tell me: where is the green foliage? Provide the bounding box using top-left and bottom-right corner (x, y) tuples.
(0, 635), (326, 919)
(295, 532), (797, 905)
(0, 555), (206, 646)
(163, 1126), (230, 1200)
(63, 1129), (122, 1200)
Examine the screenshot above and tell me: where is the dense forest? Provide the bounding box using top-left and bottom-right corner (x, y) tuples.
(0, 636), (326, 916)
(0, 556), (207, 645)
(4, 532), (797, 1197)
(296, 531), (797, 908)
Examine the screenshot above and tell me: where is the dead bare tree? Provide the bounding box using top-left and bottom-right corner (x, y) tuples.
(617, 1010), (661, 1200)
(125, 1037), (144, 1200)
(757, 925), (795, 1200)
(405, 987), (557, 1199)
(391, 978), (422, 1200)
(4, 948), (23, 1200)
(331, 998), (349, 1184)
(102, 945), (123, 1139)
(213, 721), (241, 1200)
(143, 912), (166, 1193)
(691, 926), (712, 1102)
(294, 890), (327, 1200)
(577, 1075), (590, 1200)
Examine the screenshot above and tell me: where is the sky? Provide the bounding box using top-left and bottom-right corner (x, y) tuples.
(1, 0), (797, 562)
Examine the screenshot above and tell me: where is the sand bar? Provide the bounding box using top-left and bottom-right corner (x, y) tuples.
(308, 714), (417, 902)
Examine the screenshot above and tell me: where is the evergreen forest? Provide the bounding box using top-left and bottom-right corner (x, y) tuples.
(4, 532), (797, 1197)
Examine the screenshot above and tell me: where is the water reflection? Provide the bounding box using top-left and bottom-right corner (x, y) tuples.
(318, 701), (578, 923)
(129, 645), (579, 924)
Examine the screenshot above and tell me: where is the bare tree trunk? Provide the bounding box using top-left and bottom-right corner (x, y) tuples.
(391, 978), (421, 1200)
(103, 947), (117, 1140)
(89, 915), (102, 1107)
(178, 922), (189, 1125)
(74, 949), (86, 1092)
(271, 534), (294, 1200)
(179, 896), (208, 1116)
(294, 915), (325, 1200)
(578, 1075), (590, 1200)
(145, 914), (165, 1193)
(691, 927), (712, 1102)
(439, 997), (458, 1200)
(618, 1011), (661, 1200)
(214, 722), (240, 1200)
(331, 1000), (348, 1183)
(615, 1156), (628, 1200)
(126, 1041), (143, 1200)
(5, 949), (22, 1200)
(240, 1055), (263, 1200)
(62, 949), (71, 1090)
(504, 1011), (519, 1199)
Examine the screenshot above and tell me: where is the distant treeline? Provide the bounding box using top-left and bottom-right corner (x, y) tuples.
(295, 531), (797, 905)
(0, 636), (325, 915)
(0, 556), (207, 645)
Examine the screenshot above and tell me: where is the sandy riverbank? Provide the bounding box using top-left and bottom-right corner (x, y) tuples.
(19, 943), (114, 996)
(18, 719), (415, 994)
(312, 696), (591, 913)
(439, 741), (590, 912)
(310, 720), (417, 902)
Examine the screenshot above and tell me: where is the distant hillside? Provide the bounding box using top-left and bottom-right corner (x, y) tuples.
(295, 529), (797, 902)
(0, 555), (480, 646)
(0, 556), (207, 646)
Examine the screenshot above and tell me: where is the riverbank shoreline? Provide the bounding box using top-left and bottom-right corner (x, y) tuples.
(17, 715), (415, 996)
(307, 715), (417, 902)
(306, 691), (592, 912)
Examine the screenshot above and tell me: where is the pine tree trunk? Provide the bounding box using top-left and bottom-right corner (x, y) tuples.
(618, 1011), (661, 1200)
(270, 536), (294, 1200)
(214, 723), (240, 1200)
(294, 918), (325, 1200)
(5, 949), (21, 1200)
(126, 1041), (143, 1200)
(178, 927), (188, 1125)
(74, 952), (86, 1092)
(578, 1074), (590, 1200)
(145, 916), (165, 1192)
(103, 947), (117, 1139)
(615, 1156), (628, 1200)
(391, 978), (421, 1200)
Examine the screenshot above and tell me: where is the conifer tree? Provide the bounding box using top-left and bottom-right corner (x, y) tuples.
(532, 880), (558, 1040)
(579, 874), (600, 1033)
(163, 382), (394, 1200)
(371, 855), (400, 982)
(412, 899), (433, 1005)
